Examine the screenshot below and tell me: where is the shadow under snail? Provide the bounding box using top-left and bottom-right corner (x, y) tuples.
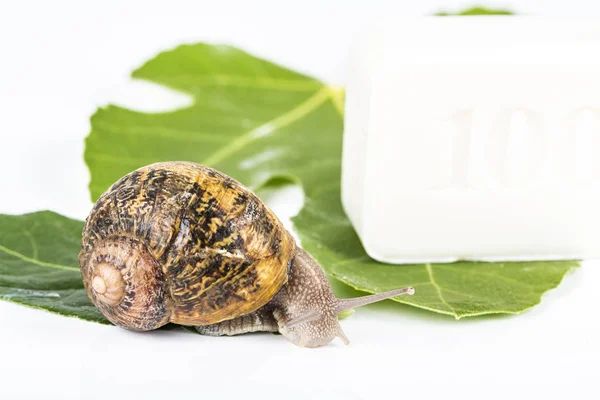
(79, 162), (414, 347)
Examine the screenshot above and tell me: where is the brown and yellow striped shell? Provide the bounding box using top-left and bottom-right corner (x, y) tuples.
(79, 162), (295, 331)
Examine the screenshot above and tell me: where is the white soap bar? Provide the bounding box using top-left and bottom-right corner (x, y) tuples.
(342, 18), (600, 264)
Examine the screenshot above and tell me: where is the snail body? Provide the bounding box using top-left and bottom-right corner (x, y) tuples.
(79, 162), (413, 347)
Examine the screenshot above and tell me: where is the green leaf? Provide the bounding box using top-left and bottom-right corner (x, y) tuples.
(82, 43), (577, 319)
(0, 211), (108, 323)
(435, 6), (514, 16)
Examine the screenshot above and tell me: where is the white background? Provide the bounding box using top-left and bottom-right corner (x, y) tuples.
(1, 1), (599, 399)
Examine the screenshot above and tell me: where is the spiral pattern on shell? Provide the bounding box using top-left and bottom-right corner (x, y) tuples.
(81, 236), (171, 331)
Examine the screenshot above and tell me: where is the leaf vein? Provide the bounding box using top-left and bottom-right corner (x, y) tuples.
(0, 244), (79, 272)
(201, 86), (330, 167)
(425, 263), (456, 315)
(22, 230), (38, 259)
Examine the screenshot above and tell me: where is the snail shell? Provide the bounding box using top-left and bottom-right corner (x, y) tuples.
(79, 162), (295, 331)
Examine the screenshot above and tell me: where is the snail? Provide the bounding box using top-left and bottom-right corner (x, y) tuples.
(79, 162), (414, 347)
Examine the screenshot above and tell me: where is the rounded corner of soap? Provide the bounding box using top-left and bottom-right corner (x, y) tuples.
(361, 240), (392, 264)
